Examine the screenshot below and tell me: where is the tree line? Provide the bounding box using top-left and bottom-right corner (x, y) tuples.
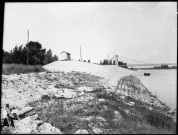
(100, 59), (127, 68)
(154, 65), (177, 69)
(3, 41), (58, 65)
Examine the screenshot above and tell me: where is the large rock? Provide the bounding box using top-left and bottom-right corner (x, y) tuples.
(112, 110), (123, 124)
(92, 127), (103, 134)
(46, 87), (58, 94)
(89, 123), (103, 134)
(114, 110), (122, 119)
(74, 129), (88, 134)
(17, 107), (35, 119)
(11, 109), (19, 115)
(37, 123), (63, 134)
(77, 86), (93, 92)
(1, 108), (7, 120)
(77, 116), (94, 121)
(13, 114), (43, 134)
(54, 89), (77, 99)
(98, 98), (105, 102)
(125, 101), (135, 106)
(96, 116), (106, 122)
(77, 91), (85, 96)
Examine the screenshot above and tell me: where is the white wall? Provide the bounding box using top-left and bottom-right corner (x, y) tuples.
(60, 52), (71, 60)
(60, 53), (68, 60)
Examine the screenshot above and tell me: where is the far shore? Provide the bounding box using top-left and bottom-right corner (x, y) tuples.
(129, 68), (177, 70)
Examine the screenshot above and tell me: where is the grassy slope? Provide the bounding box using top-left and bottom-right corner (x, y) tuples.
(28, 90), (176, 134)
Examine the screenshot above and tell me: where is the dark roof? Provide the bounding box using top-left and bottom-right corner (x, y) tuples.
(60, 51), (70, 55)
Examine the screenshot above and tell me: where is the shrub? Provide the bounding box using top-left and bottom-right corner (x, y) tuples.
(145, 110), (175, 130)
(41, 95), (51, 101)
(96, 90), (120, 103)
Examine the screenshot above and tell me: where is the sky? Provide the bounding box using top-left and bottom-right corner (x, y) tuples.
(3, 2), (177, 64)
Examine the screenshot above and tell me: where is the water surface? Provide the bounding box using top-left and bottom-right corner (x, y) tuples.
(134, 69), (177, 109)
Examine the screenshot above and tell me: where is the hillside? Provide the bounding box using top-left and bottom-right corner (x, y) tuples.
(1, 61), (176, 134)
(43, 60), (134, 88)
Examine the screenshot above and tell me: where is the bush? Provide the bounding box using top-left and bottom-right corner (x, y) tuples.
(96, 90), (120, 103)
(41, 95), (51, 101)
(145, 110), (175, 130)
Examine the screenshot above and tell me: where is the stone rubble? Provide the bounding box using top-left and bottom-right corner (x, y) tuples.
(1, 71), (103, 109)
(1, 71), (105, 134)
(17, 107), (35, 119)
(1, 105), (63, 134)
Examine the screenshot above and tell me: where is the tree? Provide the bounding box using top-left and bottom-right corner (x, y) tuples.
(52, 55), (58, 62)
(45, 49), (53, 64)
(26, 41), (46, 65)
(106, 59), (109, 65)
(161, 65), (168, 69)
(39, 49), (47, 65)
(103, 60), (106, 65)
(3, 50), (12, 63)
(3, 41), (58, 65)
(21, 47), (28, 64)
(102, 59), (109, 65)
(109, 60), (112, 65)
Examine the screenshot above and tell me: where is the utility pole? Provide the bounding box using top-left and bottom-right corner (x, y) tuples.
(27, 30), (29, 65)
(80, 45), (82, 62)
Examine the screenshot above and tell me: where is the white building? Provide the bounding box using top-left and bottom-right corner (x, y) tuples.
(60, 51), (71, 61)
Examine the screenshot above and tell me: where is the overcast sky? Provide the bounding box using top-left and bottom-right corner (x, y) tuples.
(3, 2), (177, 64)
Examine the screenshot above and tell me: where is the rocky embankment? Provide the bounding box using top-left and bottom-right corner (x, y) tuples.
(1, 71), (104, 108)
(1, 71), (176, 134)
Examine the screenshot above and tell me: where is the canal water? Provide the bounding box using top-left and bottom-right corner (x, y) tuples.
(134, 69), (177, 109)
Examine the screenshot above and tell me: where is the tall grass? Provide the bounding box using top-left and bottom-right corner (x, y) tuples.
(2, 64), (46, 75)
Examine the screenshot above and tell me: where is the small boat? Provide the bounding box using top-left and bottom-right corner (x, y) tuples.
(144, 73), (150, 76)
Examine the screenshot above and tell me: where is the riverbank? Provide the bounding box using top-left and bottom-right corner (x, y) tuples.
(1, 71), (176, 134)
(1, 61), (176, 134)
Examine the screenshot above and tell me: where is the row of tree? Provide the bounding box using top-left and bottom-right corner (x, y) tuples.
(154, 65), (177, 69)
(3, 41), (58, 65)
(100, 59), (127, 68)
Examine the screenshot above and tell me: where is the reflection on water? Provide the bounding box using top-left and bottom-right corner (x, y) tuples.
(134, 69), (177, 109)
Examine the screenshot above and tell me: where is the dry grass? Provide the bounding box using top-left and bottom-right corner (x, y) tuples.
(2, 64), (46, 75)
(28, 89), (176, 134)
